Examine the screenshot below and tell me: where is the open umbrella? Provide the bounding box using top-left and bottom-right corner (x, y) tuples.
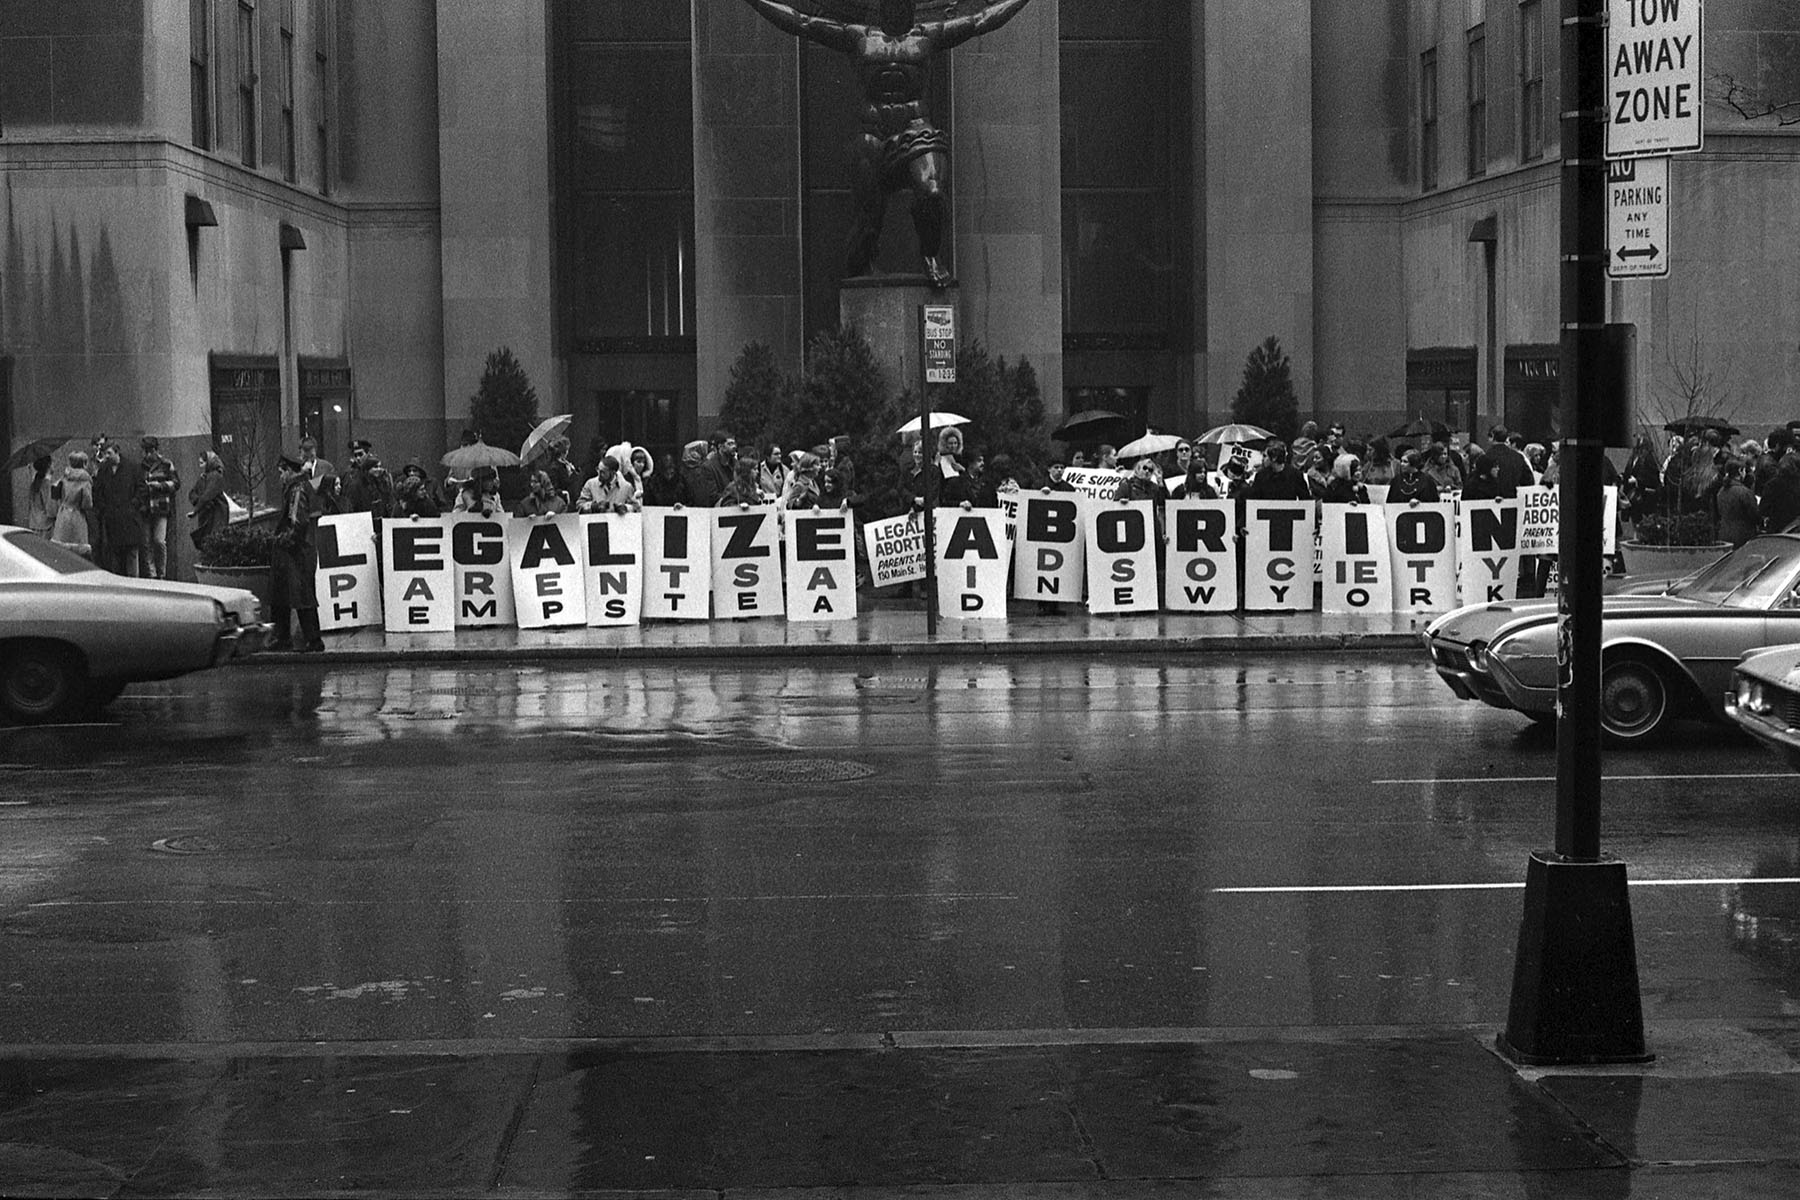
(1194, 423), (1275, 446)
(1052, 409), (1134, 444)
(1387, 417), (1454, 441)
(1664, 415), (1739, 438)
(1116, 432), (1185, 459)
(6, 436), (78, 471)
(894, 411), (970, 438)
(519, 414), (573, 466)
(441, 438), (520, 473)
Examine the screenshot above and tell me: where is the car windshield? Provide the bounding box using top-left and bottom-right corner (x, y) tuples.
(1668, 537), (1800, 609)
(1, 532), (105, 577)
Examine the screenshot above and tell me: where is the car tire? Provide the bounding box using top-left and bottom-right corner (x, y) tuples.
(0, 642), (85, 725)
(1600, 657), (1671, 744)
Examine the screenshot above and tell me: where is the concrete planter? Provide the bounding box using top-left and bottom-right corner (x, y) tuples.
(1619, 540), (1731, 583)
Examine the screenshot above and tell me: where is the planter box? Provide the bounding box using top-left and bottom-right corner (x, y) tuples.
(192, 564), (274, 610)
(1619, 540), (1731, 583)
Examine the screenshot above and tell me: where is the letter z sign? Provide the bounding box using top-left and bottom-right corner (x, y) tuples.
(1606, 0), (1702, 160)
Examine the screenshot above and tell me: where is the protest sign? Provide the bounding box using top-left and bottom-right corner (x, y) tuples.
(580, 513), (643, 626)
(1083, 499), (1160, 613)
(863, 513), (927, 587)
(998, 481), (1020, 542)
(1244, 501), (1316, 611)
(1012, 493), (1085, 603)
(1164, 499), (1238, 612)
(315, 512), (380, 632)
(1457, 498), (1523, 604)
(1062, 467), (1130, 500)
(1518, 486), (1559, 554)
(1320, 504), (1393, 613)
(450, 515), (515, 628)
(382, 517), (455, 633)
(712, 506), (784, 619)
(1386, 501), (1457, 613)
(784, 510), (857, 621)
(936, 508), (1010, 619)
(641, 507), (712, 620)
(509, 513), (586, 629)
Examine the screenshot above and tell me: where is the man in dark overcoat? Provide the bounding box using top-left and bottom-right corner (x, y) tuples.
(270, 453), (325, 653)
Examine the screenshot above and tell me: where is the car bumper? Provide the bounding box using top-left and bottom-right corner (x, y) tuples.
(1725, 694), (1800, 773)
(232, 621), (274, 657)
(1425, 636), (1555, 715)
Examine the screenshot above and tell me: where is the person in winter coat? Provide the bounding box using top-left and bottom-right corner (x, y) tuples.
(137, 437), (180, 579)
(51, 451), (95, 555)
(92, 442), (146, 576)
(1715, 458), (1760, 547)
(1244, 442), (1312, 501)
(452, 466), (503, 516)
(1388, 450), (1441, 504)
(393, 461), (442, 517)
(780, 454), (823, 509)
(1112, 455), (1168, 544)
(1321, 454), (1370, 504)
(187, 451), (229, 552)
(932, 426), (976, 508)
(756, 443), (787, 503)
(269, 454), (325, 653)
(513, 470), (571, 518)
(677, 440), (716, 507)
(24, 454), (57, 538)
(720, 458), (768, 507)
(578, 455), (639, 513)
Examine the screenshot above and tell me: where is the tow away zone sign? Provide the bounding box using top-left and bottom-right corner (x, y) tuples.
(1606, 0), (1703, 159)
(1607, 156), (1669, 279)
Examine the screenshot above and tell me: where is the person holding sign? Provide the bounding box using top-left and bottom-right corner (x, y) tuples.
(513, 470), (570, 518)
(578, 456), (639, 514)
(1321, 455), (1370, 505)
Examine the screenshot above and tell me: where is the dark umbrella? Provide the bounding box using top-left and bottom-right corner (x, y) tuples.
(1387, 417), (1454, 441)
(5, 436), (78, 471)
(1052, 409), (1136, 444)
(1663, 415), (1739, 438)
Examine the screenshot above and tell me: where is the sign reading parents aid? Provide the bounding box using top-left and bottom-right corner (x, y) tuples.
(581, 513), (642, 627)
(1084, 499), (1159, 614)
(316, 512), (380, 631)
(1244, 502), (1316, 611)
(1457, 499), (1523, 603)
(1321, 505), (1393, 613)
(383, 517), (455, 632)
(1012, 493), (1085, 603)
(784, 511), (857, 621)
(510, 513), (586, 629)
(451, 515), (515, 628)
(1165, 499), (1238, 612)
(936, 508), (1009, 619)
(863, 513), (926, 588)
(1386, 501), (1457, 613)
(642, 508), (712, 620)
(712, 506), (784, 618)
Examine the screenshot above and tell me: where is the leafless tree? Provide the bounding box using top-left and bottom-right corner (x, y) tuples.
(1712, 71), (1800, 127)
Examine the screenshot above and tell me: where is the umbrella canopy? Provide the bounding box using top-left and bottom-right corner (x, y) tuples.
(1663, 415), (1739, 438)
(1116, 432), (1185, 459)
(1387, 417), (1454, 441)
(894, 411), (970, 438)
(6, 436), (78, 471)
(1194, 423), (1275, 446)
(1052, 409), (1134, 444)
(441, 439), (521, 472)
(519, 414), (573, 466)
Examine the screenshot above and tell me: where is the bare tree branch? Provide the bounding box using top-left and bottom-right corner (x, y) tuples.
(1712, 71), (1800, 127)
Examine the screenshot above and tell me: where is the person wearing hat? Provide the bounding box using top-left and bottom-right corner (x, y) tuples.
(270, 453), (325, 653)
(342, 441), (395, 519)
(187, 450), (230, 552)
(393, 459), (442, 518)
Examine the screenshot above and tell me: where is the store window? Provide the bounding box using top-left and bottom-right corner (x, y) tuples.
(209, 355), (283, 512)
(1405, 349), (1479, 442)
(1505, 345), (1561, 445)
(299, 357), (352, 461)
(593, 390), (680, 454)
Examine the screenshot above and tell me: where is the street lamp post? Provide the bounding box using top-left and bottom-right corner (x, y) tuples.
(1497, 0), (1650, 1067)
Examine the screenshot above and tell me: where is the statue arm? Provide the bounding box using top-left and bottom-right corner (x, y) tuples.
(736, 0), (858, 51)
(934, 0), (1034, 50)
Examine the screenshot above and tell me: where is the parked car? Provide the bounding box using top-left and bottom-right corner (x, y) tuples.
(1422, 533), (1800, 744)
(0, 525), (271, 724)
(1727, 643), (1800, 772)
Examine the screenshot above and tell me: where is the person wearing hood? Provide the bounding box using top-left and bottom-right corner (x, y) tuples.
(1321, 453), (1370, 504)
(394, 460), (442, 517)
(187, 451), (230, 551)
(513, 469), (570, 518)
(780, 453), (823, 509)
(51, 450), (95, 555)
(679, 439), (719, 507)
(756, 442), (787, 502)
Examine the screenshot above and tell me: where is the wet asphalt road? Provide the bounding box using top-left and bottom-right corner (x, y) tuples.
(1, 652), (1795, 1047)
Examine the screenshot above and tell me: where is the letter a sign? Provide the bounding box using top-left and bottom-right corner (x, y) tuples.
(1606, 0), (1703, 160)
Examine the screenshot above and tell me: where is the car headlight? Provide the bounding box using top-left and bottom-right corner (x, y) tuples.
(1735, 676), (1775, 716)
(1469, 641), (1489, 672)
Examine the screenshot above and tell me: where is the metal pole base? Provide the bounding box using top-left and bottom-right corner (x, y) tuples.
(1497, 851), (1652, 1066)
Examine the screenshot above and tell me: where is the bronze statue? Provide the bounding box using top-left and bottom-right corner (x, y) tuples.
(737, 0), (1036, 289)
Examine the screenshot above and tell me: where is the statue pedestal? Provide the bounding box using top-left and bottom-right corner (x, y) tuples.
(840, 276), (958, 400)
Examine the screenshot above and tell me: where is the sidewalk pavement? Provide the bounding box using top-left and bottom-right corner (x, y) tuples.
(254, 602), (1435, 665)
(3, 1022), (1799, 1197)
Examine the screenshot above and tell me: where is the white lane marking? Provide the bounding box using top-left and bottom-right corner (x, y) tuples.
(1213, 877), (1800, 895)
(25, 891), (1021, 907)
(1372, 773), (1788, 785)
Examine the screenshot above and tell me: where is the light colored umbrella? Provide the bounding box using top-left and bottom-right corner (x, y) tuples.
(1194, 422), (1276, 446)
(519, 414), (573, 466)
(1116, 432), (1185, 459)
(440, 439), (520, 472)
(894, 411), (971, 438)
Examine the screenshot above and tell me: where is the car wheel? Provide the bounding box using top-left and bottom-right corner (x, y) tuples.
(0, 643), (84, 725)
(1600, 658), (1670, 744)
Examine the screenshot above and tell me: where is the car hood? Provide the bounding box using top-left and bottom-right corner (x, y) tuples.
(1427, 593), (1722, 646)
(52, 571), (262, 617)
(1737, 643), (1800, 686)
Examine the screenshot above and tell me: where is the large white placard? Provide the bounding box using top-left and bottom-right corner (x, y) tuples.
(581, 513), (643, 627)
(863, 513), (926, 588)
(935, 509), (1010, 620)
(1244, 501), (1316, 611)
(1320, 505), (1393, 614)
(641, 507), (713, 620)
(1386, 501), (1458, 614)
(315, 512), (381, 632)
(1083, 499), (1159, 614)
(1011, 493), (1085, 603)
(1457, 499), (1523, 604)
(784, 511), (857, 622)
(712, 506), (784, 619)
(1164, 499), (1238, 613)
(509, 514), (586, 629)
(451, 515), (515, 628)
(382, 517), (455, 633)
